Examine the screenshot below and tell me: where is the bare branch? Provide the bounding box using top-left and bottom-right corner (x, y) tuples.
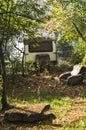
(73, 22), (86, 42)
(13, 44), (24, 54)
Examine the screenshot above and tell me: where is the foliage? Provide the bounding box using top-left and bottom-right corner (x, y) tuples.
(24, 61), (36, 74)
(45, 0), (86, 64)
(0, 0), (48, 74)
(44, 0), (86, 43)
(81, 55), (86, 67)
(0, 0), (48, 66)
(0, 0), (48, 109)
(70, 41), (86, 64)
(0, 0), (47, 40)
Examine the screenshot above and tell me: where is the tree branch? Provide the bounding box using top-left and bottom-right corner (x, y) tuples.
(73, 22), (86, 42)
(13, 44), (24, 54)
(0, 11), (44, 22)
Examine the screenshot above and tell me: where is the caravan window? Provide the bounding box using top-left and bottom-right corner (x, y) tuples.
(29, 40), (53, 52)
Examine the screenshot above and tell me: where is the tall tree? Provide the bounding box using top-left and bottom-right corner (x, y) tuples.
(0, 0), (47, 110)
(44, 0), (86, 43)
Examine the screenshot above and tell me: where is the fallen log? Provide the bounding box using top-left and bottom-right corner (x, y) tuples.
(4, 105), (56, 123)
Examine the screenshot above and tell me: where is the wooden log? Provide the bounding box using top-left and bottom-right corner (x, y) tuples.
(4, 105), (56, 123)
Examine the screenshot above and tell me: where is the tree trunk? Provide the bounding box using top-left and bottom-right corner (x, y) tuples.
(0, 45), (9, 111)
(22, 52), (25, 77)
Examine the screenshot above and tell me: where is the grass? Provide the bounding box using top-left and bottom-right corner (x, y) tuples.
(0, 94), (86, 130)
(0, 92), (86, 129)
(0, 70), (86, 129)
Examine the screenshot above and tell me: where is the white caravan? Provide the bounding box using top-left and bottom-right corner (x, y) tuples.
(24, 38), (57, 67)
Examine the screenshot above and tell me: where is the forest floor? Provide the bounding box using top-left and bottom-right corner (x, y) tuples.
(0, 57), (86, 130)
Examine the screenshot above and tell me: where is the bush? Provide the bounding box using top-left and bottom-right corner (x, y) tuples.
(70, 42), (86, 64)
(81, 55), (86, 67)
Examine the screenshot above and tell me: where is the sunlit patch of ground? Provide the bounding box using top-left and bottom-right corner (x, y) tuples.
(0, 72), (86, 129)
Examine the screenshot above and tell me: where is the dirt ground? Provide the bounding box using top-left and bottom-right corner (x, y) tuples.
(0, 73), (86, 130)
(0, 58), (86, 130)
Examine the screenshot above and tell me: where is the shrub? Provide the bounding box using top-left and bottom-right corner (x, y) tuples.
(81, 55), (86, 67)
